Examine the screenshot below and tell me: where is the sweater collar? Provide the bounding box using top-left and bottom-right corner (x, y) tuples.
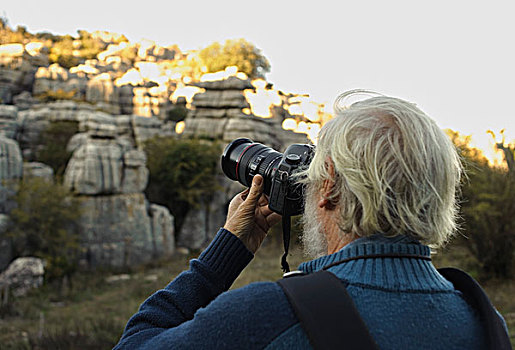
(298, 234), (454, 292)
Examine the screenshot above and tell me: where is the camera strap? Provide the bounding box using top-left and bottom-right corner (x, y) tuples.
(281, 215), (291, 273)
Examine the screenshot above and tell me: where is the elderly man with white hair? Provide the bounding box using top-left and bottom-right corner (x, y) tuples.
(115, 93), (507, 349)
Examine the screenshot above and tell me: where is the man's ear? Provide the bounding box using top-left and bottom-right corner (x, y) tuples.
(318, 158), (337, 209)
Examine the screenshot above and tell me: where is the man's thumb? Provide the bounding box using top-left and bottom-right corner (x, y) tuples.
(246, 175), (263, 202)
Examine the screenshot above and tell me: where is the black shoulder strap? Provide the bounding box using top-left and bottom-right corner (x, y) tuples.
(438, 267), (512, 350)
(277, 270), (379, 350)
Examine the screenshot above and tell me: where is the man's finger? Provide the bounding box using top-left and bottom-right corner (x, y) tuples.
(245, 175), (264, 203)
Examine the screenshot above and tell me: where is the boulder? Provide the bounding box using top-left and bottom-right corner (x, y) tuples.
(0, 257), (44, 297)
(149, 204), (175, 257)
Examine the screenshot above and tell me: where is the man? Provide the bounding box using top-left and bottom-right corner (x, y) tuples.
(115, 94), (498, 349)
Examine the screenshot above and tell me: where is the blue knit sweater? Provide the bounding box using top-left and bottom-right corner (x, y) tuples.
(114, 228), (491, 349)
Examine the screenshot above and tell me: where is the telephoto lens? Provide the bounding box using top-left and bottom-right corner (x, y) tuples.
(221, 138), (283, 195)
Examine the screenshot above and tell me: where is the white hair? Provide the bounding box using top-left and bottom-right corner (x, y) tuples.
(301, 91), (463, 248)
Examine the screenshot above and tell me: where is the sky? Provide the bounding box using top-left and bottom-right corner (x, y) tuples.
(2, 0), (514, 156)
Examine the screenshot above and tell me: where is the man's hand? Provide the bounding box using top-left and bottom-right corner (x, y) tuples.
(224, 175), (281, 254)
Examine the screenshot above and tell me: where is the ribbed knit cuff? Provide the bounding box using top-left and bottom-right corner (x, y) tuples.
(198, 228), (254, 289)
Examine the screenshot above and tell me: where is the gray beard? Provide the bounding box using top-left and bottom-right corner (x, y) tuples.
(301, 184), (328, 259)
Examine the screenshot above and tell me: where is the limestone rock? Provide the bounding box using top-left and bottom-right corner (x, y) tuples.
(85, 73), (120, 114)
(64, 139), (123, 195)
(64, 136), (149, 195)
(121, 149), (149, 193)
(78, 111), (117, 138)
(13, 91), (35, 111)
(149, 204), (175, 256)
(23, 162), (54, 182)
(192, 90), (250, 109)
(195, 76), (253, 90)
(0, 136), (23, 181)
(131, 115), (163, 147)
(0, 257), (45, 297)
(0, 105), (19, 139)
(0, 44), (38, 103)
(77, 194), (157, 268)
(17, 107), (51, 159)
(178, 177), (232, 250)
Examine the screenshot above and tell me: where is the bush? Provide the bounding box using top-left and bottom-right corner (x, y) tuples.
(144, 137), (221, 235)
(166, 105), (188, 123)
(199, 39), (271, 79)
(448, 130), (515, 279)
(7, 177), (82, 281)
(35, 121), (78, 178)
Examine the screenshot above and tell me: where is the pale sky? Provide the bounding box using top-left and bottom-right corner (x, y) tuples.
(2, 0), (514, 156)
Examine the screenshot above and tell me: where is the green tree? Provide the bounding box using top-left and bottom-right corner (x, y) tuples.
(144, 137), (221, 235)
(35, 121), (79, 179)
(447, 130), (515, 278)
(199, 38), (271, 79)
(7, 177), (82, 281)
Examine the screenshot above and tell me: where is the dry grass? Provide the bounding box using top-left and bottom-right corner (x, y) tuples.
(0, 238), (512, 349)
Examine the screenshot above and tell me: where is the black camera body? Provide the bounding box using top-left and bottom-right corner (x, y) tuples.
(221, 138), (314, 216)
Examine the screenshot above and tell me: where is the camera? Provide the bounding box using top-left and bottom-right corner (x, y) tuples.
(221, 138), (314, 216)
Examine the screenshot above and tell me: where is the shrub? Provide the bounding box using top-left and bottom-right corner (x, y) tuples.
(144, 137), (221, 235)
(7, 177), (82, 281)
(35, 121), (78, 178)
(447, 130), (515, 279)
(199, 39), (271, 79)
(166, 105), (188, 123)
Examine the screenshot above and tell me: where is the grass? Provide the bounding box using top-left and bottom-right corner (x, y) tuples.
(0, 238), (513, 349)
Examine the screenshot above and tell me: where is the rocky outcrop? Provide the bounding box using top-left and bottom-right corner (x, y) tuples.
(0, 105), (19, 139)
(0, 257), (44, 297)
(183, 76), (305, 151)
(63, 112), (174, 268)
(0, 44), (40, 104)
(77, 194), (156, 267)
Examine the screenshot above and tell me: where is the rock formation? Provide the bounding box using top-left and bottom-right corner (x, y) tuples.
(0, 30), (323, 269)
(64, 112), (174, 268)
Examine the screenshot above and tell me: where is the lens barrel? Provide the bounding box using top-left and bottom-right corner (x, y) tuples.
(221, 138), (283, 195)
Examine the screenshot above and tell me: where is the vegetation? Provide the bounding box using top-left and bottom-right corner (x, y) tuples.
(447, 130), (515, 279)
(165, 104), (188, 123)
(35, 121), (79, 179)
(199, 38), (271, 78)
(7, 177), (82, 282)
(144, 137), (221, 235)
(0, 241), (513, 348)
